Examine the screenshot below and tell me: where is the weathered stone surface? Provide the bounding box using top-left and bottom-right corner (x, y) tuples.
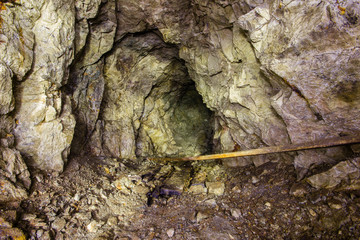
(162, 167), (191, 195)
(115, 0), (148, 40)
(290, 182), (309, 198)
(188, 184), (207, 195)
(306, 158), (360, 189)
(0, 63), (14, 115)
(74, 18), (89, 56)
(0, 132), (30, 202)
(0, 3), (36, 179)
(78, 0), (117, 67)
(75, 0), (101, 20)
(51, 217), (66, 232)
(0, 147), (31, 190)
(73, 0), (101, 57)
(0, 2), (34, 81)
(237, 0), (360, 171)
(71, 61), (105, 155)
(12, 0), (76, 171)
(206, 182), (225, 196)
(0, 177), (28, 202)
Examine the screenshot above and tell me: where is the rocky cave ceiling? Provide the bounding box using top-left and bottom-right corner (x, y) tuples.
(0, 0), (360, 193)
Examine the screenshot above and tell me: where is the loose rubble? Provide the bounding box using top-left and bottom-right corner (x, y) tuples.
(0, 156), (359, 239)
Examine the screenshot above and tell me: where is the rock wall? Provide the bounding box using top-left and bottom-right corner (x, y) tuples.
(0, 0), (76, 173)
(0, 0), (359, 181)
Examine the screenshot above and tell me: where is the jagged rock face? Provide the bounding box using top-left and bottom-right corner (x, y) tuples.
(0, 0), (359, 176)
(10, 0), (76, 172)
(238, 0), (360, 173)
(0, 147), (30, 202)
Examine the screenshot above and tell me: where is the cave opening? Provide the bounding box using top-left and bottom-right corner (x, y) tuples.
(69, 31), (215, 161)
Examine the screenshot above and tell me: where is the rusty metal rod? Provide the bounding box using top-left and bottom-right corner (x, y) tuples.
(149, 135), (360, 162)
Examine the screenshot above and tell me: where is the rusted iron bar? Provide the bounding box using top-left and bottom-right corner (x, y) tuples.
(149, 135), (360, 162)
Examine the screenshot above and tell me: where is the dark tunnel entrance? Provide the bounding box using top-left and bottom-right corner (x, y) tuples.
(70, 32), (214, 160)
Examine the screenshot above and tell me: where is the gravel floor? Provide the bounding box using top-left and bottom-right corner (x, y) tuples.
(1, 157), (360, 239)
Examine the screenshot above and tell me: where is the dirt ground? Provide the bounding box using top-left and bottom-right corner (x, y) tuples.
(1, 156), (360, 239)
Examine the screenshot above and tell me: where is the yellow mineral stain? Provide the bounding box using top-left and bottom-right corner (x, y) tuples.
(338, 5), (346, 15)
(115, 182), (122, 190)
(104, 166), (110, 174)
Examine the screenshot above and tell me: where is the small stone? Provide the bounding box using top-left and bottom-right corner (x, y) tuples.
(309, 192), (325, 204)
(52, 218), (66, 231)
(228, 233), (235, 240)
(251, 176), (260, 184)
(328, 199), (343, 209)
(230, 209), (242, 219)
(308, 209), (317, 217)
(204, 199), (217, 206)
(206, 182), (225, 196)
(100, 189), (108, 199)
(265, 202), (272, 208)
(162, 168), (192, 195)
(21, 214), (35, 221)
(133, 185), (149, 195)
(36, 229), (44, 238)
(107, 216), (118, 226)
(87, 221), (99, 233)
(192, 171), (207, 183)
(35, 174), (43, 183)
(73, 193), (80, 201)
(232, 186), (241, 193)
(166, 228), (175, 237)
(188, 184), (207, 195)
(290, 183), (308, 197)
(196, 211), (208, 222)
